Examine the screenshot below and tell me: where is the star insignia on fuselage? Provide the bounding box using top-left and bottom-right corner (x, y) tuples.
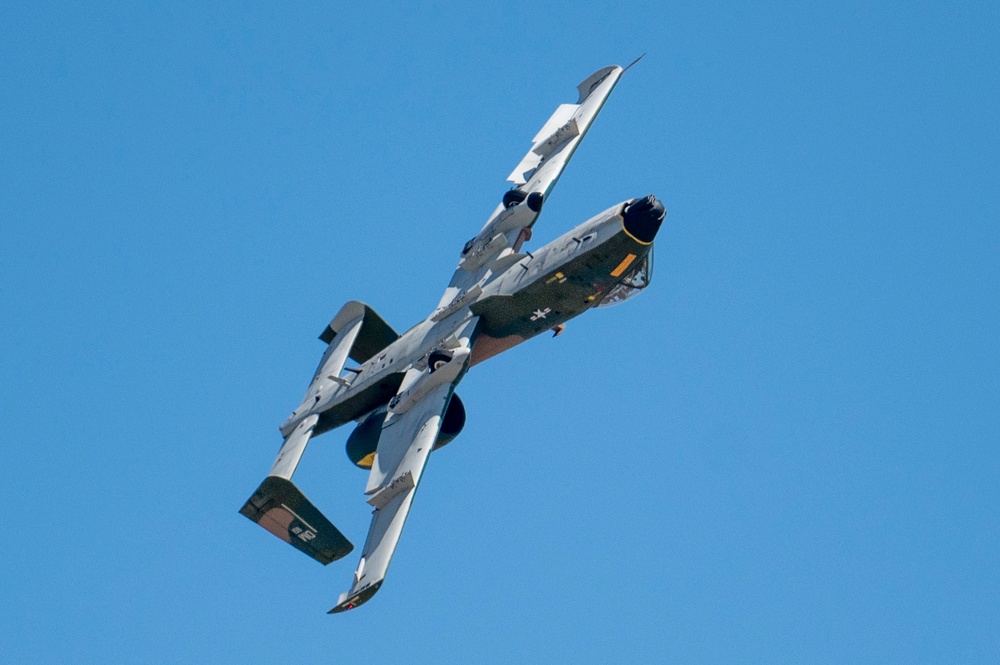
(530, 308), (551, 321)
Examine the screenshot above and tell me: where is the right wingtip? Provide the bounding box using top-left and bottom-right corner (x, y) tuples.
(329, 581), (384, 614)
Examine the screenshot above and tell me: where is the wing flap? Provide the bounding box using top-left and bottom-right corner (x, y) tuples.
(532, 103), (578, 143)
(509, 114), (581, 184)
(366, 469), (415, 510)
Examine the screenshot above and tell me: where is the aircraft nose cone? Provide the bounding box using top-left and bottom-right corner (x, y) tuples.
(622, 195), (666, 244)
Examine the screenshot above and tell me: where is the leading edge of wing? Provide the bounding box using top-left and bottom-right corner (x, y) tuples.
(329, 383), (452, 613)
(330, 346), (473, 613)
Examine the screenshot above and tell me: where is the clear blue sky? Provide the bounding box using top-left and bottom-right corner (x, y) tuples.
(3, 2), (998, 662)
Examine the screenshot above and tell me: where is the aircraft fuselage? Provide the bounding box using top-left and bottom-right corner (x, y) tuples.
(280, 197), (662, 439)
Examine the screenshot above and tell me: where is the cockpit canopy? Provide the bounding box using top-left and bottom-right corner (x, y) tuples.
(597, 251), (653, 307)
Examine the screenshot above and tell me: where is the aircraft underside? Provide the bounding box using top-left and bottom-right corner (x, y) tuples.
(240, 59), (666, 613)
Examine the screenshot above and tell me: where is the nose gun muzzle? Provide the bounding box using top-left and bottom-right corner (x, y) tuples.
(622, 195), (666, 244)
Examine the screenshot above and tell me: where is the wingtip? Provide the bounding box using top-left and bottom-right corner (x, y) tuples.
(329, 581), (384, 614)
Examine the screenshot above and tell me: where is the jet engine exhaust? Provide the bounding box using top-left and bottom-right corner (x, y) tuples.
(622, 195), (665, 244)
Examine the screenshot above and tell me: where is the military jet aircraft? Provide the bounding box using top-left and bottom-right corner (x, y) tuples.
(240, 60), (665, 613)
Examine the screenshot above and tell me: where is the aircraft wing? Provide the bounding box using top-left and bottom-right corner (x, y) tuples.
(330, 346), (472, 612)
(503, 64), (626, 201)
(438, 62), (634, 309)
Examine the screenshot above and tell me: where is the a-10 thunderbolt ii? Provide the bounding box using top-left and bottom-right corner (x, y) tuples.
(240, 61), (665, 613)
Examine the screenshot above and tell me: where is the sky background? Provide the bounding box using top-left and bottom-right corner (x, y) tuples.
(3, 2), (998, 662)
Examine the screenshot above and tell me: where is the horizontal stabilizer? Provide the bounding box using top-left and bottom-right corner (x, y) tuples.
(239, 476), (354, 565)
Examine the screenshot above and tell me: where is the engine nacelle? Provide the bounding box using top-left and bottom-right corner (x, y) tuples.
(345, 394), (466, 469)
(345, 405), (386, 469)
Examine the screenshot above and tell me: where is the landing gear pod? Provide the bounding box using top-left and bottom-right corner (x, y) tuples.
(503, 189), (527, 208)
(502, 189), (543, 212)
(427, 349), (453, 371)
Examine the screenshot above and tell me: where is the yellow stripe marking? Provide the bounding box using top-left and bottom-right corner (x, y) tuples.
(610, 253), (637, 277)
(621, 215), (653, 245)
